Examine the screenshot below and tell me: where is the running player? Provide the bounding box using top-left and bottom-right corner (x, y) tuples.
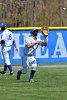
(17, 29), (47, 82)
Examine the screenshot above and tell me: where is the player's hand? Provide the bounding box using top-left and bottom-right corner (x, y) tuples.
(15, 48), (18, 52)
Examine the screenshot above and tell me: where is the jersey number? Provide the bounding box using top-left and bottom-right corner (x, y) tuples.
(8, 34), (12, 40)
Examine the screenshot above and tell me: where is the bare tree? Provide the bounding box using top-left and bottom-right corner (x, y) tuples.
(0, 0), (67, 26)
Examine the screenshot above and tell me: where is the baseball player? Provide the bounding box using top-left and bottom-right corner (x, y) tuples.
(17, 29), (47, 82)
(0, 22), (18, 75)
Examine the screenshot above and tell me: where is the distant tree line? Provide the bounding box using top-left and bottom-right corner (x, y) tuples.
(0, 0), (67, 27)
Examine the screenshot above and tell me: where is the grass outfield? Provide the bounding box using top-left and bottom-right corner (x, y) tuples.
(0, 65), (67, 100)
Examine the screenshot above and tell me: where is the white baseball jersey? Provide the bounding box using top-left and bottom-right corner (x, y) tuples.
(1, 29), (14, 47)
(23, 36), (42, 55)
(1, 29), (15, 65)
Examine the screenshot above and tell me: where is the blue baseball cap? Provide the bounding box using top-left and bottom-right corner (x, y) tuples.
(31, 29), (39, 36)
(0, 22), (8, 28)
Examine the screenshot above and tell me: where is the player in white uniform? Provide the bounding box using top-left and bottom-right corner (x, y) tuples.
(0, 22), (18, 75)
(17, 29), (47, 82)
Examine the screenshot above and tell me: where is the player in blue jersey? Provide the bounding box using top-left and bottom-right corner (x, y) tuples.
(0, 22), (18, 75)
(17, 29), (47, 82)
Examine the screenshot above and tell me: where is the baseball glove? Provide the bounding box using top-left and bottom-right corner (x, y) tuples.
(41, 26), (49, 37)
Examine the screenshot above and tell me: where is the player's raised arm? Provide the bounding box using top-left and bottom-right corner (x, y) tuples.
(40, 38), (47, 47)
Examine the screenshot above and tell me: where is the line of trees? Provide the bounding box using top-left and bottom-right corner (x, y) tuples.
(0, 0), (67, 27)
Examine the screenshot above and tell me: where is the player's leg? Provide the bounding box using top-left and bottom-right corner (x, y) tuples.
(3, 50), (13, 75)
(0, 64), (7, 74)
(29, 56), (37, 82)
(0, 47), (13, 75)
(21, 55), (28, 74)
(17, 55), (28, 80)
(0, 50), (8, 74)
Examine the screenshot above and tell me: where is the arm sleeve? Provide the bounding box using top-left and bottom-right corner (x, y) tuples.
(1, 32), (6, 41)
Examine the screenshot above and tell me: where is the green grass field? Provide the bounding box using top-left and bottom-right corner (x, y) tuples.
(0, 64), (67, 100)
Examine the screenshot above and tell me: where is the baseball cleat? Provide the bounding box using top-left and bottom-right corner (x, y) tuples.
(0, 71), (6, 74)
(10, 72), (13, 75)
(29, 79), (34, 83)
(17, 70), (21, 80)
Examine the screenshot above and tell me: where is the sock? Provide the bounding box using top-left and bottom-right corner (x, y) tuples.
(30, 70), (36, 79)
(7, 65), (13, 73)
